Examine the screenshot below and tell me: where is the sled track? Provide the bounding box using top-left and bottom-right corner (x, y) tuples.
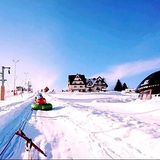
(0, 103), (33, 159)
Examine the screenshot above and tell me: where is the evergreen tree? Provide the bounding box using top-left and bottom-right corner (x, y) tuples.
(114, 79), (123, 91)
(122, 83), (128, 90)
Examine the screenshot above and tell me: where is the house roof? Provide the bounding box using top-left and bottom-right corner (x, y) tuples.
(86, 76), (108, 87)
(86, 79), (94, 87)
(136, 70), (160, 94)
(68, 74), (86, 84)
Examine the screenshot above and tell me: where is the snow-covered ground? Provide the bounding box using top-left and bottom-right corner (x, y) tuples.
(0, 91), (160, 159)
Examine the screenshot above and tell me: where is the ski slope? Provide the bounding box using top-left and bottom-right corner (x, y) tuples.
(0, 91), (160, 159)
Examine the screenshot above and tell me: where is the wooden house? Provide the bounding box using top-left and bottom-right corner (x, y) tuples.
(68, 74), (86, 92)
(68, 74), (108, 92)
(86, 76), (108, 92)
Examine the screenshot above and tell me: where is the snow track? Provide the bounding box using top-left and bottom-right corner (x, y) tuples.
(0, 92), (160, 159)
(20, 100), (155, 159)
(0, 101), (33, 159)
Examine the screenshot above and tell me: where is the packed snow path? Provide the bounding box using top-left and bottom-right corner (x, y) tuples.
(0, 92), (160, 159)
(0, 98), (34, 159)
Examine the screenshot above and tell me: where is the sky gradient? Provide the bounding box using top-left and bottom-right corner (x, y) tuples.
(0, 0), (160, 91)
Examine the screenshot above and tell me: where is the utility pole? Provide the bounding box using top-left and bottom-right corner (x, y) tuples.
(0, 66), (10, 100)
(13, 59), (19, 95)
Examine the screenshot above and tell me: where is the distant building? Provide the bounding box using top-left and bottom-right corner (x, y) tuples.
(16, 86), (24, 92)
(68, 74), (108, 92)
(136, 70), (160, 99)
(86, 76), (108, 92)
(68, 74), (86, 92)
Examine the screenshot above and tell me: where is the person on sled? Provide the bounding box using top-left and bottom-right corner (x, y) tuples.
(35, 93), (46, 105)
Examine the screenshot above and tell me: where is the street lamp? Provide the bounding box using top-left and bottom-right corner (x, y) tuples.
(0, 66), (11, 100)
(13, 59), (19, 95)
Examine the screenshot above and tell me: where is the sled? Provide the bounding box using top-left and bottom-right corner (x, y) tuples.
(31, 103), (53, 110)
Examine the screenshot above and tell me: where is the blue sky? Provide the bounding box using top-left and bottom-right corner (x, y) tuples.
(0, 0), (160, 91)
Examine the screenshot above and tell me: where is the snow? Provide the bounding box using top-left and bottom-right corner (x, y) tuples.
(0, 91), (160, 159)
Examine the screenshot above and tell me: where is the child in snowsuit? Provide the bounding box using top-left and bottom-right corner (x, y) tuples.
(35, 93), (46, 105)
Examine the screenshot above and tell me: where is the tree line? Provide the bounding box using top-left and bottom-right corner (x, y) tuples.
(114, 79), (128, 91)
